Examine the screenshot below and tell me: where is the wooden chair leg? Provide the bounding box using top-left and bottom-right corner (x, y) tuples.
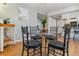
(40, 45), (42, 56)
(27, 48), (29, 56)
(67, 49), (69, 56)
(34, 48), (35, 55)
(73, 35), (75, 40)
(63, 50), (65, 56)
(47, 46), (49, 56)
(53, 48), (55, 55)
(22, 47), (24, 56)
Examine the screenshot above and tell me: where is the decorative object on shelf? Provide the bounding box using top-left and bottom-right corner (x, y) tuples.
(3, 18), (10, 24)
(41, 16), (47, 32)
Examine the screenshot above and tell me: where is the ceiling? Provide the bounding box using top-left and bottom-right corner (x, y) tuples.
(20, 3), (79, 14)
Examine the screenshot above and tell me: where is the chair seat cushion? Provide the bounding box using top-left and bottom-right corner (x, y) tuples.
(24, 40), (41, 48)
(31, 35), (41, 40)
(49, 40), (65, 50)
(46, 35), (56, 40)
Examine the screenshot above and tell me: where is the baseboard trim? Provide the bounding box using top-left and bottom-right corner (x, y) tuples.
(15, 39), (22, 43)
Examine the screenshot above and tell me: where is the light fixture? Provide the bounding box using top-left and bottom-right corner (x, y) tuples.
(0, 3), (6, 5)
(3, 3), (6, 5)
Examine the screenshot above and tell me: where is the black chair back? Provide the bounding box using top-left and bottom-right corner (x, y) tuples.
(30, 26), (39, 36)
(30, 26), (38, 33)
(63, 27), (71, 49)
(21, 26), (29, 47)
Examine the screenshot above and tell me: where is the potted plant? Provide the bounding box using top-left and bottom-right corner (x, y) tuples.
(41, 17), (47, 32)
(3, 18), (10, 37)
(3, 18), (10, 24)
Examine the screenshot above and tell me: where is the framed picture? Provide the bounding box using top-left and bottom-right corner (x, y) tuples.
(70, 21), (77, 27)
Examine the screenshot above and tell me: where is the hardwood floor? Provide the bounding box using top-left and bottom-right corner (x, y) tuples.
(0, 37), (79, 56)
(0, 42), (22, 56)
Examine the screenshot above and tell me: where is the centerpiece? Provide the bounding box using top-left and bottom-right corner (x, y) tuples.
(41, 16), (48, 32)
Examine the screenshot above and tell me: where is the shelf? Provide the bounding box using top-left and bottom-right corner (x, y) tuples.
(0, 24), (15, 27)
(0, 23), (15, 52)
(4, 36), (12, 47)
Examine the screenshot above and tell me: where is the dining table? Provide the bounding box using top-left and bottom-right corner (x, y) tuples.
(39, 30), (49, 56)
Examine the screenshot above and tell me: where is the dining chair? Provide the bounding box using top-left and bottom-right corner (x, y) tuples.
(21, 26), (42, 56)
(47, 27), (71, 56)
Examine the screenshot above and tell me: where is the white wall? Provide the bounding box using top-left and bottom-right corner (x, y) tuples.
(19, 7), (38, 26)
(28, 9), (37, 26)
